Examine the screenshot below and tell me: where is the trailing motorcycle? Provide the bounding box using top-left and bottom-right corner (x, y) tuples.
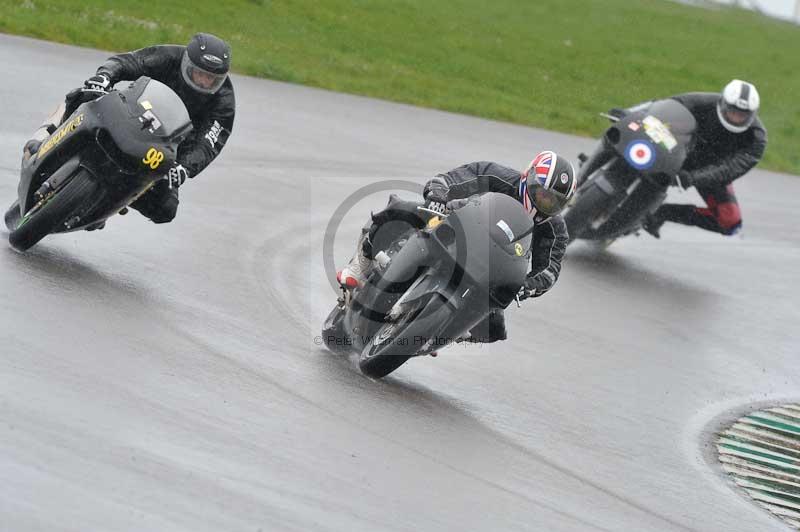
(4, 77), (192, 251)
(322, 192), (534, 379)
(564, 99), (696, 246)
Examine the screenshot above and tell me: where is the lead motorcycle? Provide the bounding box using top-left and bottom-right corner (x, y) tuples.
(564, 99), (696, 246)
(4, 77), (192, 251)
(322, 192), (533, 379)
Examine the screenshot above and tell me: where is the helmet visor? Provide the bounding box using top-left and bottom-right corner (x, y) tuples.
(181, 53), (227, 94)
(720, 100), (754, 129)
(529, 182), (569, 216)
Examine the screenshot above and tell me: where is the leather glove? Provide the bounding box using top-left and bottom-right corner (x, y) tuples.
(653, 173), (680, 188)
(424, 185), (448, 215)
(166, 163), (189, 188)
(519, 274), (550, 301)
(423, 179), (449, 214)
(83, 74), (111, 93)
(517, 286), (536, 301)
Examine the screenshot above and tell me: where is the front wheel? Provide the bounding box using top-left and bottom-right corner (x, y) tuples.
(359, 296), (449, 379)
(563, 182), (613, 244)
(358, 321), (413, 379)
(9, 169), (96, 251)
(4, 200), (20, 231)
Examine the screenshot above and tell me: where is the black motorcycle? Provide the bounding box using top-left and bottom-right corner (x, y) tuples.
(322, 192), (533, 379)
(564, 99), (696, 247)
(4, 77), (192, 251)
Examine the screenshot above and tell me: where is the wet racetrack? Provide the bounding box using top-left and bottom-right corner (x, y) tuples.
(1, 34), (799, 531)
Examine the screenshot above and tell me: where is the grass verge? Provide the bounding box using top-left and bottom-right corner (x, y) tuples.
(2, 0), (798, 173)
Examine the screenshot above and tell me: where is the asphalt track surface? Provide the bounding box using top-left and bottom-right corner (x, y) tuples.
(1, 34), (798, 532)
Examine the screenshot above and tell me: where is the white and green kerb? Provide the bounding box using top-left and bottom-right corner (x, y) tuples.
(717, 404), (800, 530)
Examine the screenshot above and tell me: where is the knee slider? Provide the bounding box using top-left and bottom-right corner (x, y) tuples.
(150, 196), (178, 224)
(716, 203), (741, 231)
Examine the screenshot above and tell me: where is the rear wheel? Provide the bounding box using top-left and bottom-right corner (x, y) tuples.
(9, 169), (96, 252)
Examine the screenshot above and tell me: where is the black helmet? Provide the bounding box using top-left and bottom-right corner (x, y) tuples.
(519, 150), (576, 223)
(717, 79), (760, 133)
(181, 33), (231, 95)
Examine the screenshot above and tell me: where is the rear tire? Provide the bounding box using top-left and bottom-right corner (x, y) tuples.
(9, 169), (96, 252)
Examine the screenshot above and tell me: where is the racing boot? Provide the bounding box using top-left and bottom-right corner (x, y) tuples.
(336, 232), (372, 289)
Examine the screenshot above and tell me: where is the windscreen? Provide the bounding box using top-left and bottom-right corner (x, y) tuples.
(136, 79), (192, 138)
(646, 99), (696, 140)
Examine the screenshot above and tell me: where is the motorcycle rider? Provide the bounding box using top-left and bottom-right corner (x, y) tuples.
(337, 151), (576, 343)
(581, 80), (766, 238)
(24, 33), (235, 226)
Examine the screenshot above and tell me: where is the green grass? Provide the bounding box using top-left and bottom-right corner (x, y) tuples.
(2, 0), (799, 173)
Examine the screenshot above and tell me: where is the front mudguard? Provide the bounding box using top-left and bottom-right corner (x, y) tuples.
(362, 292), (456, 364)
(379, 270), (492, 353)
(564, 171), (619, 241)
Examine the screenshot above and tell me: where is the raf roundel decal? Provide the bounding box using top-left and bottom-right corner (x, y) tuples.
(624, 140), (656, 170)
(560, 172), (569, 184)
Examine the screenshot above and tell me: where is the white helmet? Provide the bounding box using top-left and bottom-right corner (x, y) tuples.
(717, 79), (760, 133)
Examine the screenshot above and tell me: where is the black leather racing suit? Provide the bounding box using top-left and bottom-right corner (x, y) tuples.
(96, 45), (236, 223)
(424, 161), (570, 343)
(651, 92), (767, 235)
(671, 92), (766, 189)
(581, 93), (767, 235)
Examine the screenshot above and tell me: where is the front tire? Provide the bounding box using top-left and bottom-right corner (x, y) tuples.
(564, 182), (613, 244)
(4, 200), (20, 231)
(9, 169), (96, 252)
(359, 296), (447, 379)
(359, 323), (413, 379)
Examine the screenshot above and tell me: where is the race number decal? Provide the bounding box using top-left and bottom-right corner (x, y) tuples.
(642, 115), (678, 151)
(142, 147), (165, 170)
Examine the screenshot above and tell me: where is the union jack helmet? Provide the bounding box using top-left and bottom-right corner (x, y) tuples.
(519, 150), (576, 222)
